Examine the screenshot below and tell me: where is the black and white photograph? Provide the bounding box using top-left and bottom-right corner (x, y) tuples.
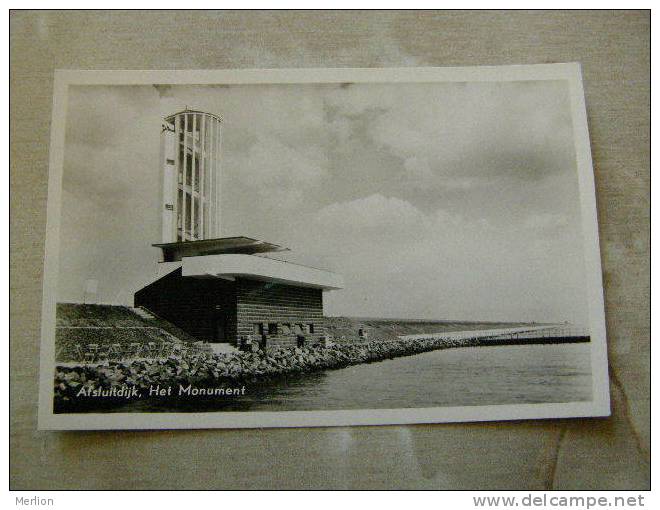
(38, 65), (609, 429)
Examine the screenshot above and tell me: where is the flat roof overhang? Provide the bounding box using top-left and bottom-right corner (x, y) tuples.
(153, 236), (289, 262)
(181, 254), (344, 290)
(164, 110), (223, 124)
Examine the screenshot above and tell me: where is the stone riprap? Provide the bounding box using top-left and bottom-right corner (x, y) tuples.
(53, 328), (589, 409)
(53, 336), (478, 405)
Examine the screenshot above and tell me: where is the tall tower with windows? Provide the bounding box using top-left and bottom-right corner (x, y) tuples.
(160, 110), (222, 242)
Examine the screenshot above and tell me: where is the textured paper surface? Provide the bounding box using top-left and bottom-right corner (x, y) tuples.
(10, 10), (649, 489)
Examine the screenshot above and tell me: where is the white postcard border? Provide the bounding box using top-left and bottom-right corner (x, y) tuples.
(37, 64), (610, 430)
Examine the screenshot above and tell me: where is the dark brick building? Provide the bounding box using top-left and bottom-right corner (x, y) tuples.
(135, 237), (342, 349)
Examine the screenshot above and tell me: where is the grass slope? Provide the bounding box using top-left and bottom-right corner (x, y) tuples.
(55, 303), (200, 361)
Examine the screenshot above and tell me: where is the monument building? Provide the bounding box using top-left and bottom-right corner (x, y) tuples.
(134, 110), (343, 349)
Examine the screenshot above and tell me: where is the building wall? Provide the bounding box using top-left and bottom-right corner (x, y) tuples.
(135, 272), (326, 347)
(134, 268), (238, 343)
(236, 278), (325, 348)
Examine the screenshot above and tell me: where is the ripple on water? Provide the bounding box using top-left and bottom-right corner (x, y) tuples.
(108, 342), (593, 413)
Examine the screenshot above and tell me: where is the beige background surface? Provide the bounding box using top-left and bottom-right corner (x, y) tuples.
(10, 10), (650, 490)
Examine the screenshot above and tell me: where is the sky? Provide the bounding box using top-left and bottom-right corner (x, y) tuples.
(58, 80), (589, 324)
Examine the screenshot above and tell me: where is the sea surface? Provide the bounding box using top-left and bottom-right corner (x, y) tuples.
(111, 342), (593, 413)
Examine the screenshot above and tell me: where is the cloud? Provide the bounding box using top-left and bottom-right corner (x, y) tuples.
(307, 192), (586, 323)
(63, 85), (161, 201)
(66, 86), (159, 148)
(238, 137), (327, 186)
(224, 135), (328, 209)
(327, 81), (576, 187)
(325, 84), (398, 116)
(316, 194), (429, 235)
(403, 156), (434, 181)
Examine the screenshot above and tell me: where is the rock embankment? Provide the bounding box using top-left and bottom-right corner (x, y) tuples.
(54, 336), (480, 405)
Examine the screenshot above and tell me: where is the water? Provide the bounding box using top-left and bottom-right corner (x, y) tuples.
(109, 342), (592, 413)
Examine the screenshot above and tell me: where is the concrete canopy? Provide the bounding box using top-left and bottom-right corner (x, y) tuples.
(153, 236), (289, 262)
(181, 254), (344, 290)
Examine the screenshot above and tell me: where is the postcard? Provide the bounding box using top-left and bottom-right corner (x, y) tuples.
(37, 64), (609, 429)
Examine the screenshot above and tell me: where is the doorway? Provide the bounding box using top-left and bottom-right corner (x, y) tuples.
(214, 312), (228, 343)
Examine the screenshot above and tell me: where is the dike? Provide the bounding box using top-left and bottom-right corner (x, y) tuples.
(54, 336), (478, 405)
(53, 334), (588, 409)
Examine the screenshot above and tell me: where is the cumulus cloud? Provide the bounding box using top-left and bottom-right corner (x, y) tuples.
(316, 194), (429, 235)
(309, 192), (586, 323)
